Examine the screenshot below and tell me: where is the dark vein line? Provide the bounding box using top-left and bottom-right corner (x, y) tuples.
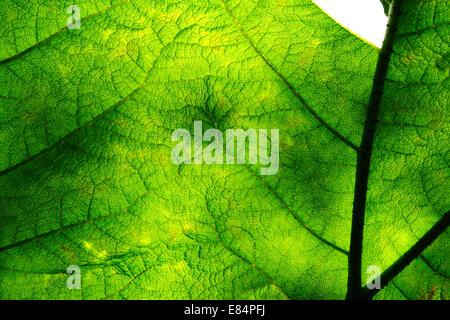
(100, 264), (157, 300)
(346, 0), (403, 300)
(392, 281), (410, 299)
(396, 21), (450, 38)
(242, 163), (349, 256)
(219, 0), (359, 152)
(419, 254), (449, 280)
(0, 0), (130, 66)
(360, 211), (449, 300)
(204, 198), (292, 299)
(0, 37), (167, 177)
(0, 84), (144, 178)
(0, 174), (180, 253)
(215, 123), (349, 255)
(0, 215), (115, 254)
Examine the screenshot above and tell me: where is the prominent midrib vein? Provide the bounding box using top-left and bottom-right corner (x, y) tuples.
(219, 0), (359, 152)
(346, 0), (403, 300)
(0, 0), (130, 66)
(360, 211), (450, 300)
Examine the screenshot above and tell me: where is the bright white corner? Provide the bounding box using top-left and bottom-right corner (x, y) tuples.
(313, 0), (388, 47)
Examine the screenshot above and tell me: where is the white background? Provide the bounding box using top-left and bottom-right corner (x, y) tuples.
(313, 0), (388, 47)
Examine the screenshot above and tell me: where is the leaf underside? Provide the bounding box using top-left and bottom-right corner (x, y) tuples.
(0, 0), (448, 300)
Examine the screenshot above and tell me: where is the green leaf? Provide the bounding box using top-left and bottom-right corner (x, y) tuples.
(381, 0), (391, 15)
(0, 0), (448, 300)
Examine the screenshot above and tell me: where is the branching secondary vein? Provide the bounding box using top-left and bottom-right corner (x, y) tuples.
(220, 0), (359, 152)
